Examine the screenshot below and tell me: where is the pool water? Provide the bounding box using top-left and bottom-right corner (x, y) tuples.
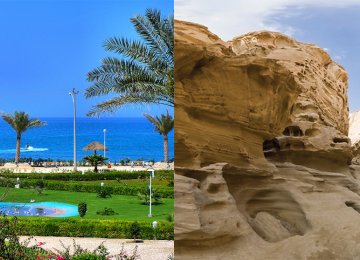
(0, 202), (79, 217)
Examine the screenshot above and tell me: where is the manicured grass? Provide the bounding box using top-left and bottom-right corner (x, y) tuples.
(2, 170), (173, 189)
(0, 188), (173, 222)
(54, 178), (172, 188)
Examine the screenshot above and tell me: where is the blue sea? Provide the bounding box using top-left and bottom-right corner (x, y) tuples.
(0, 118), (174, 162)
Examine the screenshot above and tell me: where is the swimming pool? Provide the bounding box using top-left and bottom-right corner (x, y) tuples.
(0, 202), (79, 217)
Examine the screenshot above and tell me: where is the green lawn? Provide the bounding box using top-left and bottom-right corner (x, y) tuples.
(55, 178), (172, 188)
(5, 177), (171, 186)
(0, 187), (173, 222)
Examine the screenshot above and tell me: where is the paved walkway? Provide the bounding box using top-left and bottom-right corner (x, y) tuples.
(20, 236), (173, 259)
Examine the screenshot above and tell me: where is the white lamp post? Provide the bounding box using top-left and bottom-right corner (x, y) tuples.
(103, 129), (106, 158)
(69, 88), (79, 171)
(147, 169), (155, 217)
(152, 221), (158, 240)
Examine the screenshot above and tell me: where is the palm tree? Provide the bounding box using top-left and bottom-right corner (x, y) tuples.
(1, 112), (46, 164)
(83, 154), (108, 173)
(85, 8), (174, 116)
(144, 110), (174, 163)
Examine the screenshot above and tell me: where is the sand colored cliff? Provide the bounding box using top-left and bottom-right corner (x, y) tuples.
(175, 20), (360, 259)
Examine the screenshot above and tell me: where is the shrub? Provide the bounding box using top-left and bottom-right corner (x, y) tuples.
(44, 222), (59, 234)
(96, 207), (117, 216)
(51, 240), (109, 259)
(96, 187), (112, 198)
(0, 216), (47, 259)
(0, 169), (174, 181)
(78, 203), (87, 218)
(0, 176), (174, 198)
(16, 218), (174, 240)
(0, 216), (146, 259)
(130, 222), (141, 240)
(35, 179), (45, 195)
(72, 254), (103, 260)
(114, 244), (139, 260)
(137, 187), (163, 205)
(166, 213), (173, 222)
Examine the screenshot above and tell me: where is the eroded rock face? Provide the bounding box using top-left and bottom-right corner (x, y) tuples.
(175, 20), (360, 259)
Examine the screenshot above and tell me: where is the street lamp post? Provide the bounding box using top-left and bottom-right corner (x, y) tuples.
(147, 169), (155, 217)
(69, 88), (79, 171)
(103, 129), (106, 158)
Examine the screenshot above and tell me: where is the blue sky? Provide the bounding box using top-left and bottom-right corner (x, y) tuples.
(0, 0), (173, 117)
(175, 0), (360, 112)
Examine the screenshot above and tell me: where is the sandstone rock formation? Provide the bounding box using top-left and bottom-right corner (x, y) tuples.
(175, 20), (360, 259)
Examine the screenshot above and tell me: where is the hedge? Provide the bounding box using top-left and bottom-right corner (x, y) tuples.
(0, 170), (174, 181)
(15, 218), (174, 240)
(0, 179), (174, 198)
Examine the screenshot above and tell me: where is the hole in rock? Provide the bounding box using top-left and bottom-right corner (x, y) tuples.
(263, 139), (280, 156)
(207, 183), (220, 194)
(283, 126), (303, 137)
(245, 189), (309, 242)
(345, 201), (360, 213)
(333, 137), (349, 144)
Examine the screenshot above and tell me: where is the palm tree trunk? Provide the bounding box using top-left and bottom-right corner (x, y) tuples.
(164, 135), (168, 163)
(15, 134), (21, 164)
(93, 150), (98, 172)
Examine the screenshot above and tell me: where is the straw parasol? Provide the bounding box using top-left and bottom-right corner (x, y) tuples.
(83, 141), (108, 155)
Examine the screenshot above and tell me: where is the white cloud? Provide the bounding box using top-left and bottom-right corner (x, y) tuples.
(333, 50), (348, 61)
(175, 0), (360, 40)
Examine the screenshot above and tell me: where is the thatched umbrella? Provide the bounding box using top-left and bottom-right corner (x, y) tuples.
(83, 141), (108, 155)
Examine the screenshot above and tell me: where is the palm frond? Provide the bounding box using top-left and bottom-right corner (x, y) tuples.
(103, 38), (170, 77)
(86, 94), (167, 117)
(144, 110), (174, 135)
(84, 81), (117, 98)
(1, 112), (46, 134)
(1, 113), (16, 129)
(85, 8), (173, 116)
(28, 119), (47, 128)
(131, 10), (169, 60)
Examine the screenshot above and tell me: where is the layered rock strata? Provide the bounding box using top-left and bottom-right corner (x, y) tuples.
(175, 20), (360, 259)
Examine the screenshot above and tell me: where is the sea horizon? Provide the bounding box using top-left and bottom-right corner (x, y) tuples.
(0, 117), (174, 162)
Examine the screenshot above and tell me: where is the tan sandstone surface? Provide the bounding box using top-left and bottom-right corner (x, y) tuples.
(175, 20), (360, 259)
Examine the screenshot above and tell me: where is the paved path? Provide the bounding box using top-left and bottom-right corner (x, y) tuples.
(20, 236), (173, 260)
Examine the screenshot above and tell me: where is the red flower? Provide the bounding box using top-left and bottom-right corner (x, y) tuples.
(37, 241), (45, 246)
(57, 256), (65, 260)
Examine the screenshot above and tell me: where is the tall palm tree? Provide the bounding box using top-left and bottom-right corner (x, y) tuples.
(144, 110), (174, 163)
(1, 112), (46, 164)
(85, 8), (174, 116)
